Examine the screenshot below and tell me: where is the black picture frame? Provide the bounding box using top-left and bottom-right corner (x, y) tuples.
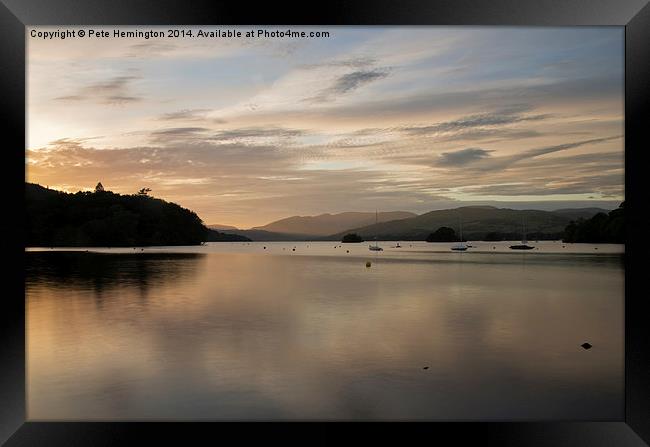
(1, 1), (648, 445)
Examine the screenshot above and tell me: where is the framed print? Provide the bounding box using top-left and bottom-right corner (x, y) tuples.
(1, 0), (648, 445)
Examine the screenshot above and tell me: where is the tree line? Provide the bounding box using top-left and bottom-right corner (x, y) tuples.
(26, 183), (249, 246)
(562, 202), (624, 243)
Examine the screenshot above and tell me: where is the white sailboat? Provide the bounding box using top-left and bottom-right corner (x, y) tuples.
(510, 216), (535, 250)
(451, 212), (468, 251)
(369, 210), (383, 251)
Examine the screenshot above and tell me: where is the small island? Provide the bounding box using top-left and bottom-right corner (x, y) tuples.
(341, 233), (364, 243)
(426, 226), (459, 242)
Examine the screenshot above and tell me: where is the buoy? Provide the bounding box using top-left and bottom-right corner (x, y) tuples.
(581, 342), (592, 350)
(366, 261), (371, 268)
(423, 366), (429, 370)
(346, 250), (349, 253)
(263, 246), (266, 249)
(292, 248), (295, 251)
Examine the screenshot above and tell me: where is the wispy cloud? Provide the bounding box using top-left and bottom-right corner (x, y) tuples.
(54, 74), (142, 104)
(307, 69), (390, 103)
(401, 109), (551, 136)
(158, 109), (213, 121)
(149, 127), (210, 144)
(210, 127), (306, 142)
(474, 135), (623, 171)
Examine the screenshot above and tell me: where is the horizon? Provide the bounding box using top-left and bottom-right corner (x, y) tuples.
(29, 180), (621, 231)
(26, 26), (624, 228)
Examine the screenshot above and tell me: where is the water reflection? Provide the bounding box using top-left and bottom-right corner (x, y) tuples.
(27, 249), (623, 420)
(26, 251), (205, 307)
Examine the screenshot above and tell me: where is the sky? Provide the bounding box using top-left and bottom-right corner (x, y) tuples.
(26, 26), (624, 228)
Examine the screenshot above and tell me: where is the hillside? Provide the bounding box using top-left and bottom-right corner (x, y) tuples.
(326, 206), (607, 241)
(552, 208), (611, 220)
(26, 183), (231, 246)
(207, 224), (239, 231)
(223, 229), (313, 242)
(252, 211), (416, 236)
(206, 229), (251, 242)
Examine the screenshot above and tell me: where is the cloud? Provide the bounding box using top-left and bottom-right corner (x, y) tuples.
(401, 109), (551, 136)
(299, 57), (377, 70)
(307, 69), (390, 103)
(459, 172), (624, 197)
(125, 42), (178, 58)
(54, 74), (142, 104)
(437, 148), (494, 166)
(149, 127), (210, 144)
(459, 135), (623, 172)
(158, 109), (212, 121)
(209, 127), (306, 143)
(145, 125), (310, 147)
(518, 136), (622, 160)
(241, 74), (621, 125)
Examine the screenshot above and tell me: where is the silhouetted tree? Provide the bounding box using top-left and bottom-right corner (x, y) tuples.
(137, 188), (152, 196)
(562, 202), (624, 243)
(26, 183), (210, 247)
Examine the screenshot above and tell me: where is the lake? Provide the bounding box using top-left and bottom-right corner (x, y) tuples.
(26, 241), (624, 420)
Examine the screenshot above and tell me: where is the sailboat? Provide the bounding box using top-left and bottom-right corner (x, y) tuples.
(451, 212), (468, 251)
(369, 210), (383, 251)
(510, 216), (535, 250)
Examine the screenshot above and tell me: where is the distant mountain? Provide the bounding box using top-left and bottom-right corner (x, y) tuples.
(252, 211), (417, 237)
(223, 229), (312, 242)
(208, 224), (239, 231)
(326, 206), (608, 241)
(206, 229), (251, 242)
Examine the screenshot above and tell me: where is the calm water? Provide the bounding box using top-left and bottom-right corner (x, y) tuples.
(26, 241), (624, 420)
